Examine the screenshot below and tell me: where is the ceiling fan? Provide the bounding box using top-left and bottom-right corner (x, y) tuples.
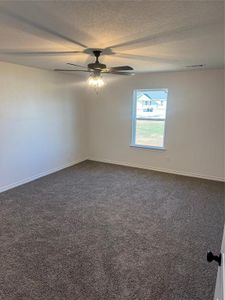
(54, 49), (135, 77)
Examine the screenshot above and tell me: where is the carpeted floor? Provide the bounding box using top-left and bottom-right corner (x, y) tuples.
(0, 160), (224, 300)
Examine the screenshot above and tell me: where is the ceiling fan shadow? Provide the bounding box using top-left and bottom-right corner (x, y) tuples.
(0, 50), (83, 56)
(107, 21), (223, 51)
(114, 53), (179, 64)
(0, 4), (90, 49)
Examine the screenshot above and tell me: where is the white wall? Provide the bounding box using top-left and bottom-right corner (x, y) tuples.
(87, 69), (224, 181)
(0, 62), (87, 192)
(0, 64), (224, 192)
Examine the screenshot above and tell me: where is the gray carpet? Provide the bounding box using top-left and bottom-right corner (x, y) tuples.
(0, 160), (224, 300)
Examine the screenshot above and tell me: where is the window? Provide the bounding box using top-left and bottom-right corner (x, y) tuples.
(131, 89), (168, 149)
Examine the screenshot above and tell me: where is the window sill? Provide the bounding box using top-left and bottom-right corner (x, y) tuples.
(130, 144), (166, 151)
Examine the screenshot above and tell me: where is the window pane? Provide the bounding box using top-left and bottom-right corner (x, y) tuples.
(136, 120), (165, 147)
(136, 90), (167, 119)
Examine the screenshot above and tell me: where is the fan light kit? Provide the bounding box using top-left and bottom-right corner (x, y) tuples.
(55, 49), (134, 92)
(88, 72), (104, 88)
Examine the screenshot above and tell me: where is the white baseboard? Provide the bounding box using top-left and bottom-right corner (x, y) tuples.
(89, 157), (225, 182)
(0, 157), (88, 193)
(1, 156), (224, 193)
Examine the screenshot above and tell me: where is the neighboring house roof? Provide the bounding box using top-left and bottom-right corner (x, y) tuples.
(137, 93), (153, 100)
(143, 93), (153, 100)
(137, 94), (150, 101)
(137, 93), (158, 105)
(137, 90), (168, 101)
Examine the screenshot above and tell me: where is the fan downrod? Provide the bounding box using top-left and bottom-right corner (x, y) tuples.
(93, 50), (101, 62)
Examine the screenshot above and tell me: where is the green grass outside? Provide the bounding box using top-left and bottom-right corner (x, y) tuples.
(136, 120), (165, 147)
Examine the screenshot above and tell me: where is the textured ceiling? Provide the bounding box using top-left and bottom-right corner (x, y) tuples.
(0, 0), (224, 73)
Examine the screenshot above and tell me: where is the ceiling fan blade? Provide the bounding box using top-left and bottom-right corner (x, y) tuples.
(109, 66), (133, 71)
(54, 69), (91, 72)
(67, 63), (86, 69)
(0, 50), (83, 56)
(105, 71), (135, 76)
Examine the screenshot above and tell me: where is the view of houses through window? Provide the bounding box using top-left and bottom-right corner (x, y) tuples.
(132, 89), (168, 148)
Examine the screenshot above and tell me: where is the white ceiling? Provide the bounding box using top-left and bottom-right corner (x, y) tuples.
(0, 0), (224, 73)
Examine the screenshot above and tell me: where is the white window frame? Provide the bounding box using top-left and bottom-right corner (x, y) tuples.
(130, 88), (168, 150)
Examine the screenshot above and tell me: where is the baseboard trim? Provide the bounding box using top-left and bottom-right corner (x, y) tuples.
(89, 157), (225, 182)
(0, 157), (88, 193)
(1, 157), (224, 193)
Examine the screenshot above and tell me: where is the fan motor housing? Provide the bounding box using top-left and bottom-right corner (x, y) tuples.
(88, 62), (106, 70)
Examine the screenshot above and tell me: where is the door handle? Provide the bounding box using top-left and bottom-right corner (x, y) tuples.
(207, 251), (222, 266)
